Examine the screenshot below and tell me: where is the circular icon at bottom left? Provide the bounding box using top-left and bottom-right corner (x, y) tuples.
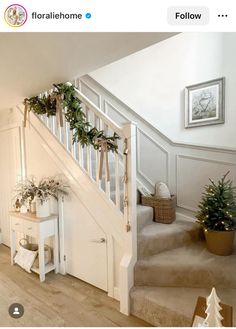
(8, 303), (24, 319)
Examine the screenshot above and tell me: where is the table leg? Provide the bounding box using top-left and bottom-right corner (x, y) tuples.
(38, 236), (45, 282)
(10, 230), (16, 265)
(54, 219), (59, 273)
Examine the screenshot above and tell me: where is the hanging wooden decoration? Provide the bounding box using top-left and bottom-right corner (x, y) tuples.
(123, 138), (131, 232)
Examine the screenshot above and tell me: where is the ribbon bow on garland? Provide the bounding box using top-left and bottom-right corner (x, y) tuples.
(23, 101), (30, 128)
(52, 93), (64, 128)
(95, 137), (118, 181)
(23, 83), (120, 156)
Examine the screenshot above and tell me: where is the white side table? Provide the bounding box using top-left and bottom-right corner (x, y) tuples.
(10, 212), (59, 282)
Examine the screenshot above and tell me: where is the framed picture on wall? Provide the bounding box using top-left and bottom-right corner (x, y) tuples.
(185, 77), (225, 128)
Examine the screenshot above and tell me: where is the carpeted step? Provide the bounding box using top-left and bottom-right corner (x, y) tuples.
(134, 242), (236, 288)
(137, 205), (154, 232)
(138, 214), (200, 258)
(130, 286), (236, 327)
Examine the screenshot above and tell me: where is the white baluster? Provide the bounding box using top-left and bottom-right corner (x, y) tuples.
(78, 142), (84, 168)
(115, 151), (120, 210)
(86, 106), (92, 177)
(52, 115), (56, 136)
(105, 156), (111, 199)
(71, 129), (77, 159)
(63, 118), (69, 151)
(46, 117), (50, 128)
(96, 117), (102, 189)
(104, 123), (110, 197)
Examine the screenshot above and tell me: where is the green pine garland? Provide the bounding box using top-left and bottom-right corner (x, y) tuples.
(196, 171), (236, 231)
(23, 83), (120, 152)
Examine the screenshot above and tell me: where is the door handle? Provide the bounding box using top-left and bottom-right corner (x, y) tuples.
(91, 238), (106, 243)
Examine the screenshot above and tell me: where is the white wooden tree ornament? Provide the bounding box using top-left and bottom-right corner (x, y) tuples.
(203, 287), (223, 327)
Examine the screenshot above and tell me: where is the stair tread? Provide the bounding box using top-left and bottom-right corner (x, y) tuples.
(137, 241), (236, 267)
(131, 286), (236, 326)
(137, 215), (200, 258)
(138, 215), (199, 238)
(137, 204), (153, 218)
(176, 206), (197, 219)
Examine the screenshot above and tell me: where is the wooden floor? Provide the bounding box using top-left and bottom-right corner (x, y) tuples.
(0, 245), (150, 327)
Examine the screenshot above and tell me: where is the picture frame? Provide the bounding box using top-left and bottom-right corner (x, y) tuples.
(185, 77), (225, 128)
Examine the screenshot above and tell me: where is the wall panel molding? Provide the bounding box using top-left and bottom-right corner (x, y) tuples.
(137, 128), (169, 189)
(78, 79), (101, 109)
(176, 154), (236, 211)
(79, 75), (236, 212)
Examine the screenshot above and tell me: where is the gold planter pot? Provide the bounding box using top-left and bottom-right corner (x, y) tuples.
(204, 230), (235, 256)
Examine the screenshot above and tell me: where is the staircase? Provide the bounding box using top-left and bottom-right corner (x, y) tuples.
(131, 204), (236, 326)
(17, 76), (236, 325)
(76, 75), (236, 326)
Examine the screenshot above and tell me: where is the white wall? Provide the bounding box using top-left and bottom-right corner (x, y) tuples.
(0, 107), (122, 299)
(0, 32), (175, 111)
(23, 122), (114, 292)
(79, 76), (236, 209)
(90, 32), (236, 149)
(0, 126), (22, 246)
(0, 109), (17, 127)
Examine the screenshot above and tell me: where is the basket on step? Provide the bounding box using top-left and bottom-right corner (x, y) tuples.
(141, 195), (176, 224)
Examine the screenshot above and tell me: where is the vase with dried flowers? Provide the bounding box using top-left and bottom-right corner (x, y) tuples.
(14, 176), (68, 217)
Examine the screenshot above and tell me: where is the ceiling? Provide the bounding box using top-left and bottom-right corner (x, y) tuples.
(0, 32), (176, 110)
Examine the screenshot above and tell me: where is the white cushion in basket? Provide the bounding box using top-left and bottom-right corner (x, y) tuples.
(14, 246), (38, 273)
(155, 182), (171, 199)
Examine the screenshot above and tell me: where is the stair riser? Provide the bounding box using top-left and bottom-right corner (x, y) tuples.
(134, 265), (236, 288)
(138, 229), (200, 258)
(131, 295), (191, 327)
(137, 207), (154, 232)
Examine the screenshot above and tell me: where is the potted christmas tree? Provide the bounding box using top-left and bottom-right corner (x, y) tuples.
(196, 171), (236, 256)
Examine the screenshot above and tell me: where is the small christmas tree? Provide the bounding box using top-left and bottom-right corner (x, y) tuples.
(197, 171), (236, 231)
(203, 288), (223, 327)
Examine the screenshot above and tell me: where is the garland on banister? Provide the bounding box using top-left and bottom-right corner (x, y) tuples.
(23, 83), (120, 153)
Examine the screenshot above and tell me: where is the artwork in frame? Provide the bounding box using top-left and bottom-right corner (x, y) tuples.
(185, 77), (225, 128)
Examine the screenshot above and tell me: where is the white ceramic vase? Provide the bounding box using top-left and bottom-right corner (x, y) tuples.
(36, 198), (50, 218)
(20, 205), (28, 214)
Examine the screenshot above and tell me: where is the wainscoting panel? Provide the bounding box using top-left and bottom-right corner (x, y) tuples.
(137, 129), (169, 189)
(0, 126), (22, 246)
(79, 80), (101, 108)
(104, 100), (129, 126)
(79, 75), (236, 212)
(177, 155), (236, 211)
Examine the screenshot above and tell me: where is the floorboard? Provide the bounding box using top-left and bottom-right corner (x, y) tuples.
(0, 245), (150, 327)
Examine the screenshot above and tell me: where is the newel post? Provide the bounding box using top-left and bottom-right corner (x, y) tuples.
(120, 122), (137, 315)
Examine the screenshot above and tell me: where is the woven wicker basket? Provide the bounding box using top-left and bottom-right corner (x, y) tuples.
(141, 195), (176, 224)
(19, 238), (52, 267)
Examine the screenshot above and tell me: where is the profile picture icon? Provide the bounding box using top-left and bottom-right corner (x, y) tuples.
(8, 303), (24, 319)
(4, 4), (27, 27)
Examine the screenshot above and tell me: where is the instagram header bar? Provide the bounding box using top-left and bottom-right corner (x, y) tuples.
(0, 0), (235, 32)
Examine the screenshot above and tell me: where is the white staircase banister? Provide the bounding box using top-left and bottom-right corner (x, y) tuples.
(69, 83), (124, 137)
(18, 82), (138, 315)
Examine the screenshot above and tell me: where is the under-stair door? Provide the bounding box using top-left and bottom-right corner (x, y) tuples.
(0, 128), (22, 247)
(64, 202), (108, 292)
